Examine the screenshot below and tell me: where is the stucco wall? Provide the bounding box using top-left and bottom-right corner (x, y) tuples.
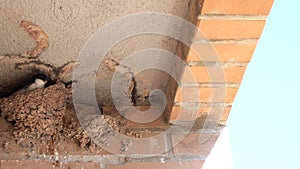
(0, 0), (191, 105)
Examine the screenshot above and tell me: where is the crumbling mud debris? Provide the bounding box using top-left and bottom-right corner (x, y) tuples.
(0, 83), (68, 142)
(63, 109), (123, 150)
(120, 139), (132, 152)
(0, 82), (142, 151)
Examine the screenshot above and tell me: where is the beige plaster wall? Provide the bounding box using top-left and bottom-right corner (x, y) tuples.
(0, 0), (191, 105)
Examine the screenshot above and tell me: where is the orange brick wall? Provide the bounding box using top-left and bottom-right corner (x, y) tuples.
(170, 0), (274, 127)
(201, 0), (274, 15)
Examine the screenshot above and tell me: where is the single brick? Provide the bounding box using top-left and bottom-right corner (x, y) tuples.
(60, 162), (101, 169)
(175, 87), (238, 103)
(181, 66), (246, 83)
(1, 160), (53, 169)
(51, 139), (112, 156)
(171, 133), (220, 156)
(187, 44), (256, 62)
(107, 160), (204, 169)
(170, 106), (198, 122)
(195, 20), (266, 40)
(201, 0), (274, 15)
(170, 106), (231, 124)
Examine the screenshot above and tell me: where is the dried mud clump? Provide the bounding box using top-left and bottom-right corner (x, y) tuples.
(0, 83), (126, 150)
(83, 115), (122, 146)
(20, 20), (49, 58)
(63, 109), (123, 149)
(0, 83), (68, 141)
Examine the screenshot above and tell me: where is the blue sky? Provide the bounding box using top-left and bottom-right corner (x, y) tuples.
(227, 0), (300, 169)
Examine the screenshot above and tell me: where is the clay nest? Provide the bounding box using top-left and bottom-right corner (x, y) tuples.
(0, 82), (124, 150)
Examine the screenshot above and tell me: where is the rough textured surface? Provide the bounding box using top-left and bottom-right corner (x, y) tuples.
(0, 0), (191, 106)
(0, 83), (67, 142)
(0, 82), (145, 152)
(0, 83), (123, 151)
(0, 0), (189, 65)
(63, 110), (124, 150)
(0, 80), (221, 168)
(0, 0), (275, 168)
